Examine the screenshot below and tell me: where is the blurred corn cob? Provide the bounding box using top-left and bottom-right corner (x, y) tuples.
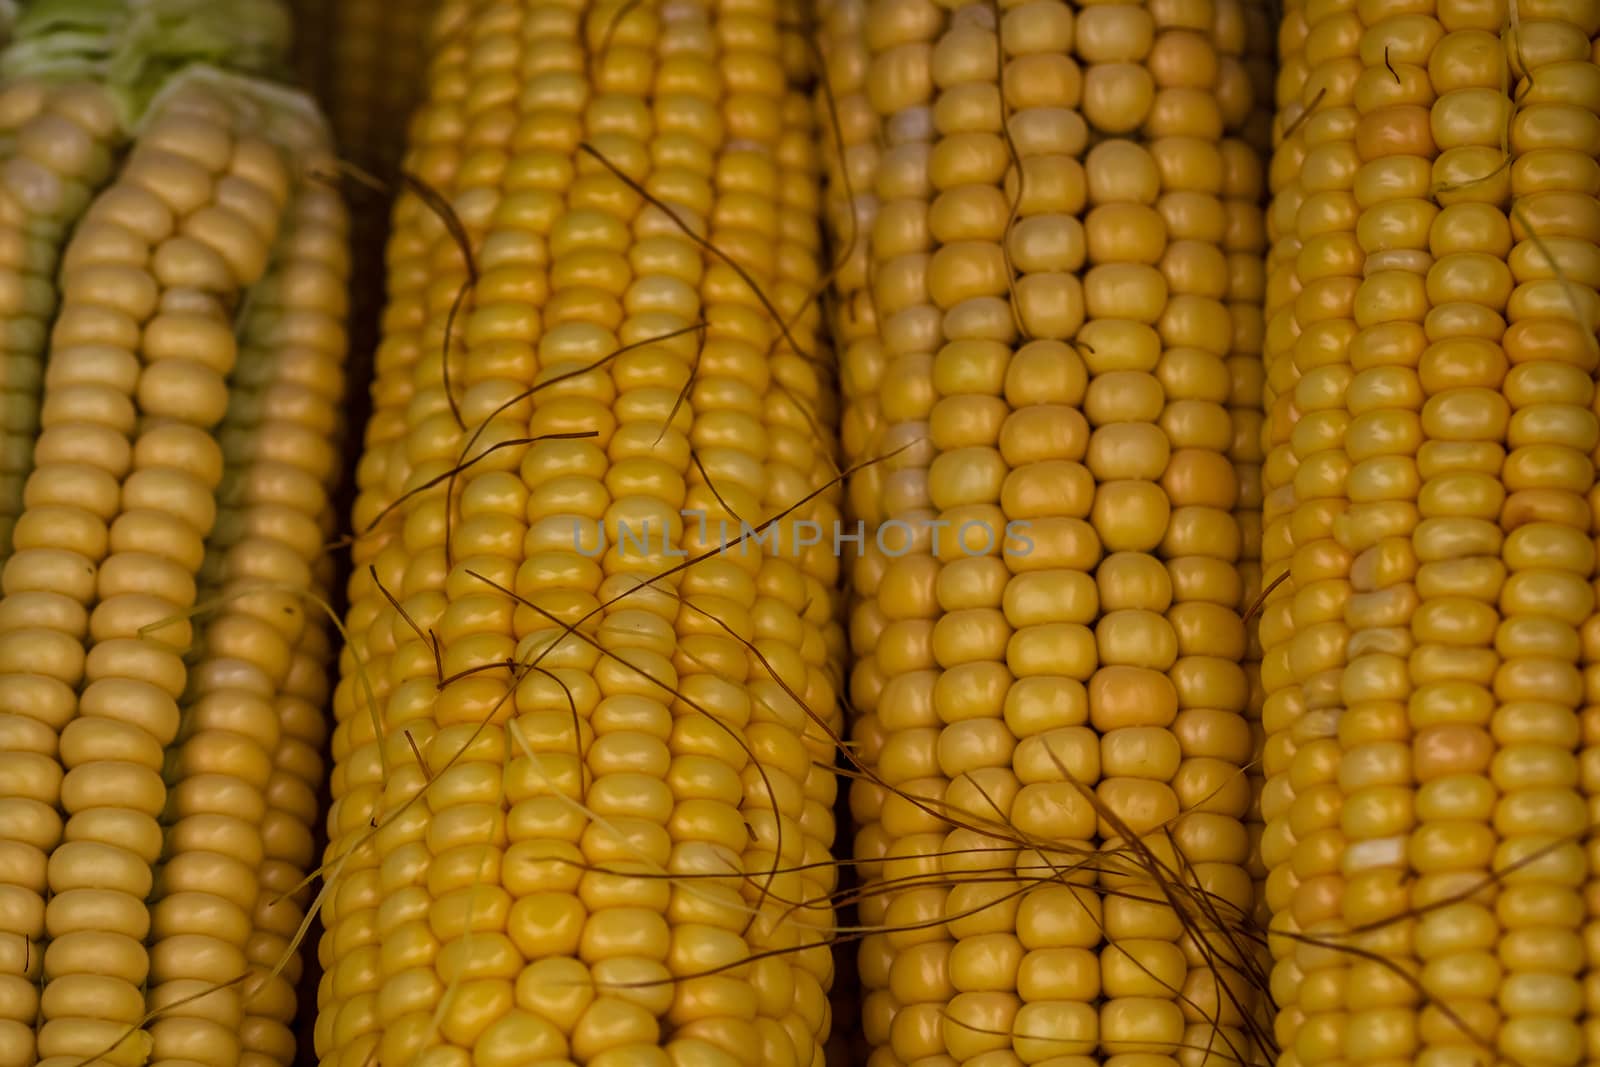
(287, 0), (440, 454)
(0, 5), (348, 1066)
(286, 0), (434, 197)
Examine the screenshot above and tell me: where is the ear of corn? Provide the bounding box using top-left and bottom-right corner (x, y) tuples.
(821, 0), (1271, 1063)
(1257, 2), (1600, 1065)
(319, 2), (845, 1065)
(0, 6), (346, 1066)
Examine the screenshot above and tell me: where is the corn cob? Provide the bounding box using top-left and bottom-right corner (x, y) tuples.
(826, 0), (1267, 1064)
(0, 6), (343, 1065)
(62, 81), (337, 1067)
(0, 75), (326, 1067)
(319, 1), (844, 1065)
(1256, 1), (1600, 1064)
